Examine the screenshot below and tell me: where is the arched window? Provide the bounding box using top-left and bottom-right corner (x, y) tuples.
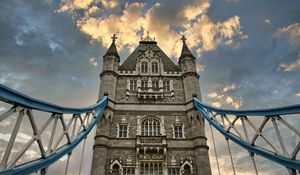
(141, 62), (148, 73)
(141, 118), (160, 136)
(112, 164), (121, 175)
(152, 62), (158, 73)
(182, 164), (192, 175)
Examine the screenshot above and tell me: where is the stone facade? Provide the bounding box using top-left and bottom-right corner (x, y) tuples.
(91, 34), (211, 175)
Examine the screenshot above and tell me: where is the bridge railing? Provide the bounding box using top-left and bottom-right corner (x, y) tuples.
(0, 84), (108, 175)
(193, 97), (300, 174)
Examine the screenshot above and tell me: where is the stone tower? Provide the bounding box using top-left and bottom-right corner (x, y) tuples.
(91, 33), (211, 175)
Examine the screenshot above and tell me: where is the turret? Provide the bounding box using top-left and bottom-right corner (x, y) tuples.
(98, 34), (119, 101)
(102, 34), (120, 72)
(178, 35), (201, 102)
(179, 36), (210, 174)
(178, 35), (196, 73)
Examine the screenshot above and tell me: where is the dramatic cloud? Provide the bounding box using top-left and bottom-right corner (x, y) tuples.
(57, 0), (246, 58)
(1, 0), (300, 174)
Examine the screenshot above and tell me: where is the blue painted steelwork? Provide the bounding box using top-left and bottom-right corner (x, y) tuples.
(0, 84), (103, 114)
(0, 84), (108, 175)
(193, 97), (300, 170)
(194, 97), (300, 116)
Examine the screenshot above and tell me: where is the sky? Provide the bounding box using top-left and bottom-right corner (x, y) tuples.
(0, 0), (299, 174)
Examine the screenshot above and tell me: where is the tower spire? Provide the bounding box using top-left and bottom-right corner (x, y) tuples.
(179, 35), (195, 61)
(104, 34), (119, 60)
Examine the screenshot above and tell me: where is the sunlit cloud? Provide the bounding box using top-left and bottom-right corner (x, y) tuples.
(57, 0), (247, 58)
(57, 0), (94, 12)
(100, 0), (119, 9)
(295, 92), (300, 97)
(225, 96), (243, 109)
(208, 92), (224, 99)
(278, 52), (300, 72)
(212, 101), (222, 108)
(223, 84), (238, 92)
(275, 23), (300, 47)
(205, 84), (243, 109)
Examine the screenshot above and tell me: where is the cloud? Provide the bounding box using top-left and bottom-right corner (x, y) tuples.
(57, 0), (246, 58)
(205, 84), (243, 109)
(196, 64), (205, 73)
(211, 101), (222, 108)
(77, 2), (146, 52)
(57, 0), (94, 12)
(100, 0), (119, 9)
(207, 92), (224, 99)
(0, 73), (28, 89)
(88, 57), (98, 66)
(265, 19), (271, 25)
(184, 15), (247, 56)
(295, 92), (300, 97)
(87, 5), (100, 16)
(223, 84), (238, 92)
(0, 133), (31, 143)
(275, 23), (300, 47)
(278, 52), (300, 71)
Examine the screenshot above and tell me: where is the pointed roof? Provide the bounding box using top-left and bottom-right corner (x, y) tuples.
(119, 39), (180, 72)
(103, 34), (119, 60)
(179, 35), (195, 61)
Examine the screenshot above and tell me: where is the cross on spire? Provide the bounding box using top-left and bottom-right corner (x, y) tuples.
(111, 34), (117, 42)
(181, 35), (187, 44)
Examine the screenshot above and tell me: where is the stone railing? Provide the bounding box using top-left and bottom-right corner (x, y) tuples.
(136, 136), (167, 145)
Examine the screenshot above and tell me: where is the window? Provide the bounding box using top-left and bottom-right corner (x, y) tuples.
(141, 118), (160, 136)
(152, 80), (159, 90)
(174, 126), (183, 138)
(141, 62), (148, 73)
(112, 164), (121, 175)
(164, 80), (170, 91)
(123, 168), (135, 175)
(182, 164), (192, 175)
(152, 62), (158, 73)
(141, 80), (148, 90)
(140, 162), (162, 175)
(168, 168), (180, 175)
(130, 80), (137, 91)
(118, 125), (128, 138)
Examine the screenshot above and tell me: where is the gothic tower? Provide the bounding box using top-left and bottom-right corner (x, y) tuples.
(91, 33), (211, 175)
